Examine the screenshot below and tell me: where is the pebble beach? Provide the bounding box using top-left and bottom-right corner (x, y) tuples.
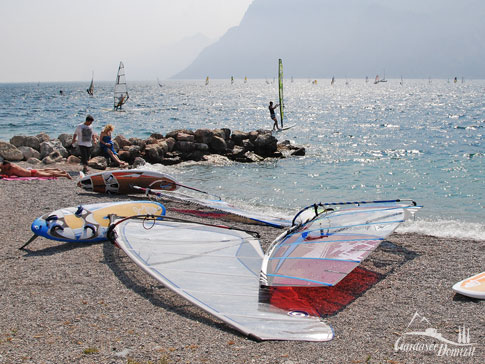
(0, 163), (483, 364)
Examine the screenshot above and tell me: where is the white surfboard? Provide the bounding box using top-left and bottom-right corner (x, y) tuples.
(273, 123), (297, 133)
(452, 272), (485, 299)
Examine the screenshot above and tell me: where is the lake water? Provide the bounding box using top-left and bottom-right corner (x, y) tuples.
(0, 79), (483, 240)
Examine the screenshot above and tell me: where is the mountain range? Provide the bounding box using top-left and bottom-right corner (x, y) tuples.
(174, 0), (485, 79)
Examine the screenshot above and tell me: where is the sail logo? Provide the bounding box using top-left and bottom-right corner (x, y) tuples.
(394, 312), (477, 357)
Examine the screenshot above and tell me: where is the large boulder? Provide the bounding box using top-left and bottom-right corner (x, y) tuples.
(18, 146), (40, 160)
(213, 128), (230, 140)
(120, 145), (142, 164)
(161, 153), (182, 165)
(67, 155), (81, 164)
(26, 157), (41, 164)
(150, 133), (164, 140)
(176, 132), (195, 142)
(158, 140), (170, 154)
(42, 150), (63, 164)
(194, 143), (209, 152)
(9, 135), (41, 151)
(36, 133), (50, 143)
(166, 129), (194, 140)
(194, 129), (214, 144)
(58, 133), (73, 148)
(231, 130), (250, 146)
(39, 141), (54, 159)
(209, 136), (227, 154)
(175, 141), (195, 154)
(165, 137), (176, 152)
(88, 156), (108, 170)
(9, 135), (27, 148)
(0, 142), (23, 161)
(253, 133), (278, 157)
(132, 157), (146, 168)
(129, 138), (146, 151)
(144, 144), (164, 164)
(114, 135), (131, 149)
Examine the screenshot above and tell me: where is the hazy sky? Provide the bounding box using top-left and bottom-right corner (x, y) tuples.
(0, 0), (253, 82)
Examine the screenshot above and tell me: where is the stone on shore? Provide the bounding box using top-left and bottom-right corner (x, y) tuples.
(1, 128), (305, 169)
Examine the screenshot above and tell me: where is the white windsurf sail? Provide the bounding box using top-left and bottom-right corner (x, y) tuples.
(260, 200), (421, 287)
(136, 187), (292, 228)
(374, 75), (380, 84)
(87, 72), (94, 96)
(112, 216), (333, 341)
(114, 62), (129, 110)
(278, 58), (284, 128)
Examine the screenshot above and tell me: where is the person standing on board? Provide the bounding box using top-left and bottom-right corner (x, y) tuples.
(269, 101), (280, 131)
(115, 95), (125, 110)
(72, 115), (97, 173)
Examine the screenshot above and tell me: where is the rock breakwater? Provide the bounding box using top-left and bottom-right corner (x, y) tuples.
(0, 128), (305, 170)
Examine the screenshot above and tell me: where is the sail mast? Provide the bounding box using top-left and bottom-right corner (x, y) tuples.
(278, 58), (284, 128)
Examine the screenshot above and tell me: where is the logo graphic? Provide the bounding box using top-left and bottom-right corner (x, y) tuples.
(394, 312), (477, 358)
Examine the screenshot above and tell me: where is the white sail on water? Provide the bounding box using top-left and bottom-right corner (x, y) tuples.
(86, 72), (94, 96)
(114, 62), (129, 110)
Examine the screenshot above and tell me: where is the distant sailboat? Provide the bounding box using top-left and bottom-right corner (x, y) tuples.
(365, 76), (369, 83)
(380, 71), (388, 83)
(374, 73), (387, 84)
(114, 62), (129, 110)
(86, 72), (94, 96)
(205, 76), (209, 85)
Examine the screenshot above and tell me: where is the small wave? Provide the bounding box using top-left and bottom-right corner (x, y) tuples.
(396, 218), (485, 241)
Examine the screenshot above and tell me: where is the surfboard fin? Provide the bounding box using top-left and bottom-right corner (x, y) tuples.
(19, 234), (39, 250)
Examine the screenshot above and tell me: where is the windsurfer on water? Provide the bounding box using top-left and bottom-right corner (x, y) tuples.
(115, 95), (125, 110)
(269, 101), (280, 130)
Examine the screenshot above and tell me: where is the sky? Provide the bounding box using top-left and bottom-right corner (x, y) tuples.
(0, 0), (253, 82)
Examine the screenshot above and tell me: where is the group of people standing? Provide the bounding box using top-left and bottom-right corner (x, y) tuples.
(72, 115), (127, 173)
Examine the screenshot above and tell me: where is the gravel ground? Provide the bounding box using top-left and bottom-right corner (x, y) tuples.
(0, 165), (483, 364)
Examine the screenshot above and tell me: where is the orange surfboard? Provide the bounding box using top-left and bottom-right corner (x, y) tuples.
(78, 169), (178, 194)
(452, 272), (485, 299)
